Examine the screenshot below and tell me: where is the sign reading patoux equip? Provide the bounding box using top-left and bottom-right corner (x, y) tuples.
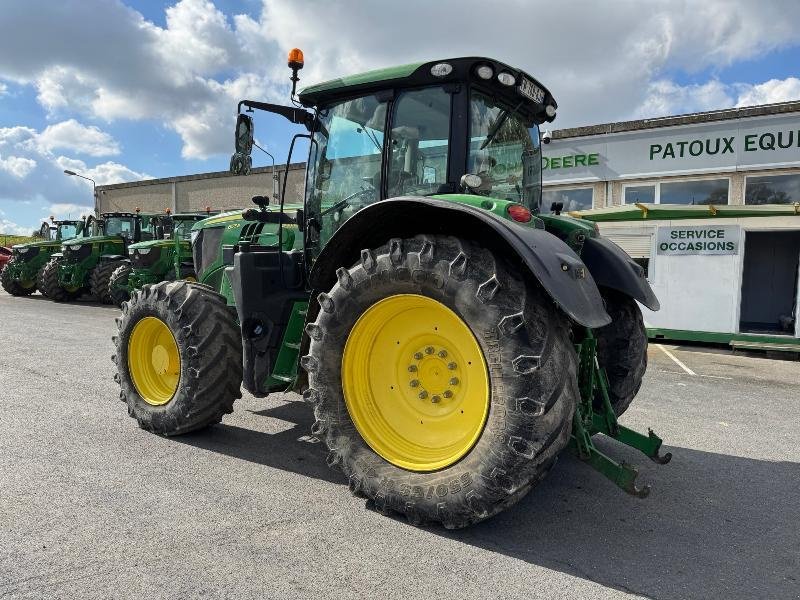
(656, 225), (740, 255)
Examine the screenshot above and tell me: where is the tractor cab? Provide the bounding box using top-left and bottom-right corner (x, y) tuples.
(231, 56), (557, 258)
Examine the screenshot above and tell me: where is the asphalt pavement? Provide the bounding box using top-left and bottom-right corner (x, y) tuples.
(1, 290), (798, 600)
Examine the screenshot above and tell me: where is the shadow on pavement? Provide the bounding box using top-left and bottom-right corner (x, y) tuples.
(176, 400), (340, 484)
(178, 400), (800, 599)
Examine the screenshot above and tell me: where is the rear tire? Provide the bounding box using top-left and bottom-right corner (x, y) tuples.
(113, 280), (243, 435)
(0, 259), (36, 296)
(90, 260), (125, 304)
(303, 235), (578, 529)
(38, 258), (80, 302)
(594, 288), (648, 416)
(108, 264), (132, 307)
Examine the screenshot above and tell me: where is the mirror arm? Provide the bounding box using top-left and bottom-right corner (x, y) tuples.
(238, 100), (314, 131)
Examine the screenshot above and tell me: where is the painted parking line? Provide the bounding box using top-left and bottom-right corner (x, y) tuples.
(656, 369), (733, 380)
(654, 344), (697, 376)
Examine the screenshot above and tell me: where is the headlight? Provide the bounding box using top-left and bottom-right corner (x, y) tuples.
(61, 245), (69, 252)
(497, 72), (516, 86)
(70, 244), (82, 251)
(18, 247), (29, 253)
(476, 65), (493, 80)
(137, 248), (151, 255)
(190, 231), (200, 244)
(430, 62), (453, 77)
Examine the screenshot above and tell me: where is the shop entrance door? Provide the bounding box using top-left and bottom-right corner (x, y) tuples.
(740, 230), (800, 335)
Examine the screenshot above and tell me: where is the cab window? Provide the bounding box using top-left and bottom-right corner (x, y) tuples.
(386, 87), (451, 198)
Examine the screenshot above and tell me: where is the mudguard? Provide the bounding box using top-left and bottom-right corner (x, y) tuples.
(581, 237), (660, 311)
(309, 197), (612, 328)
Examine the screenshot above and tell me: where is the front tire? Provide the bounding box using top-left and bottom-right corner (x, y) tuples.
(113, 281), (243, 435)
(90, 260), (125, 304)
(594, 288), (648, 416)
(38, 258), (81, 302)
(108, 264), (132, 307)
(0, 259), (36, 296)
(303, 235), (578, 529)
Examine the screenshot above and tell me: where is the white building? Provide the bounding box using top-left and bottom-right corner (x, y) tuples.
(543, 101), (800, 351)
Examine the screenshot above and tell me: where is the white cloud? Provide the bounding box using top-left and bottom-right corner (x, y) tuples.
(37, 119), (120, 157)
(735, 77), (800, 107)
(55, 156), (150, 186)
(0, 154), (37, 179)
(636, 79), (735, 119)
(0, 82), (7, 96)
(46, 202), (93, 219)
(633, 76), (800, 120)
(0, 217), (32, 236)
(0, 0), (799, 155)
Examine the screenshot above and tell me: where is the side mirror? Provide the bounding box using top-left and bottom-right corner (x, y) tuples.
(230, 113), (254, 175)
(235, 113), (254, 155)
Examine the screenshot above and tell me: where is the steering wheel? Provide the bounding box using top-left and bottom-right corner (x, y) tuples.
(320, 187), (373, 218)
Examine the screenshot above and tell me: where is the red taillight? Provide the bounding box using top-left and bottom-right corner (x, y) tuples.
(507, 204), (532, 223)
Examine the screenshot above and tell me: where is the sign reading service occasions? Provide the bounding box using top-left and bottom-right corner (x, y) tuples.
(656, 225), (740, 255)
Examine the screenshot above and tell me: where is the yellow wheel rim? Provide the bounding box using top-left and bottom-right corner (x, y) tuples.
(342, 294), (490, 472)
(184, 276), (197, 282)
(128, 316), (181, 406)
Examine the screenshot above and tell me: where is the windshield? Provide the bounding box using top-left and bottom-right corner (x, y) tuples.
(173, 218), (198, 241)
(469, 91), (541, 209)
(57, 223), (78, 240)
(306, 94), (387, 250)
(103, 217), (137, 239)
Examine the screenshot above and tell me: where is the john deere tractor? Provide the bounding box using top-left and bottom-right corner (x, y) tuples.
(40, 211), (157, 303)
(0, 217), (85, 297)
(114, 53), (669, 528)
(108, 211), (213, 306)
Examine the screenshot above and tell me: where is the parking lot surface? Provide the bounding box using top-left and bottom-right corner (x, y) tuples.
(1, 291), (799, 600)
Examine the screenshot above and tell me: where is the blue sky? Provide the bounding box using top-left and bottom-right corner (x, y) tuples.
(1, 0), (799, 234)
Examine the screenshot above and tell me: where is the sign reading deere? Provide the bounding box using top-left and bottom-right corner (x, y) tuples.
(656, 225), (740, 255)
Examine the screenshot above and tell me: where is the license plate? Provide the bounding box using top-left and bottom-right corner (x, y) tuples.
(518, 77), (545, 104)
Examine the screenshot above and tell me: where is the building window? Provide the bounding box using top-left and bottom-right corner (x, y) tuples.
(623, 178), (730, 206)
(660, 178), (729, 205)
(624, 185), (656, 204)
(745, 173), (800, 205)
(542, 187), (593, 212)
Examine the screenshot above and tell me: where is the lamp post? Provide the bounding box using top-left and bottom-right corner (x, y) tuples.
(64, 169), (97, 214)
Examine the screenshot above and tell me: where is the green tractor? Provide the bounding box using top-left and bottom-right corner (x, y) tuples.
(114, 53), (669, 528)
(40, 211), (158, 303)
(0, 217), (85, 297)
(108, 211), (213, 307)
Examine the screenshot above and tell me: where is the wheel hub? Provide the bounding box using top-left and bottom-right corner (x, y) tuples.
(341, 294), (490, 472)
(127, 316), (181, 406)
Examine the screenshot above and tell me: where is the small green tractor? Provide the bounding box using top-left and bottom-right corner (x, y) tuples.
(0, 217), (85, 297)
(114, 53), (669, 528)
(108, 211), (212, 307)
(41, 211), (158, 303)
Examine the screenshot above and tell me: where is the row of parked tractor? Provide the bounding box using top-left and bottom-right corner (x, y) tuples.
(0, 210), (217, 305)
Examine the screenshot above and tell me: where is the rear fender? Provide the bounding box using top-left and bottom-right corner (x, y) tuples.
(581, 237), (660, 311)
(309, 197), (611, 328)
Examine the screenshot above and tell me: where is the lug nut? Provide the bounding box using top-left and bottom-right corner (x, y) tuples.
(449, 377), (459, 386)
(414, 352), (423, 360)
(418, 390), (428, 399)
(438, 349), (448, 358)
(408, 365), (417, 372)
(443, 390), (453, 398)
(410, 379), (419, 388)
(431, 395), (441, 403)
(448, 362), (457, 370)
(425, 346), (435, 355)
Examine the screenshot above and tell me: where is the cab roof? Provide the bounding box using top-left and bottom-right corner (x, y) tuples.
(298, 57), (557, 123)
